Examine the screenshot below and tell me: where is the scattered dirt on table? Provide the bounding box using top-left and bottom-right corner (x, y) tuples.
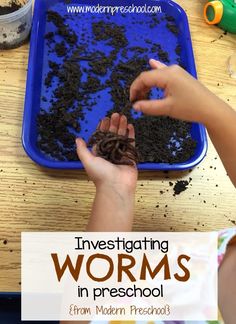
(223, 215), (236, 226)
(211, 31), (227, 43)
(173, 178), (192, 196)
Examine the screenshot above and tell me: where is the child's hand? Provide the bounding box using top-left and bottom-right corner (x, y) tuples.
(76, 113), (138, 194)
(131, 59), (236, 188)
(130, 59), (220, 125)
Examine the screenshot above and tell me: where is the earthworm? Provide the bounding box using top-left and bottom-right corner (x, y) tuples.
(88, 130), (139, 166)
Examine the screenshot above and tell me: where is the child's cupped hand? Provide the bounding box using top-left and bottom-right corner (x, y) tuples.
(76, 113), (138, 194)
(130, 59), (217, 126)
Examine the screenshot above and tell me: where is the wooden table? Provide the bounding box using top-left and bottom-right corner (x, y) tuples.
(0, 0), (236, 292)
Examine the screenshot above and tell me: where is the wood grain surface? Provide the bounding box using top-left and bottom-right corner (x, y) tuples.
(0, 0), (236, 291)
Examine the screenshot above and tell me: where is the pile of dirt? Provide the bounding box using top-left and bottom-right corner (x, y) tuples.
(0, 1), (21, 15)
(173, 178), (192, 196)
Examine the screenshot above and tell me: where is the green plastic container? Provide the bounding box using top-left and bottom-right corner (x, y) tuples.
(204, 0), (236, 34)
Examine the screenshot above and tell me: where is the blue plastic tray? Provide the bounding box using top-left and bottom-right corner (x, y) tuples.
(22, 0), (207, 170)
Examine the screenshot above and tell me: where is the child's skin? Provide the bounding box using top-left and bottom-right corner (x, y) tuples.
(61, 116), (136, 324)
(131, 59), (236, 188)
(64, 59), (236, 324)
(130, 59), (236, 324)
(76, 113), (137, 231)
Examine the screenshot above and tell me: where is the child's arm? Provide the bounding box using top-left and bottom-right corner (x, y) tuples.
(219, 241), (236, 324)
(61, 115), (137, 324)
(130, 60), (236, 187)
(76, 113), (138, 232)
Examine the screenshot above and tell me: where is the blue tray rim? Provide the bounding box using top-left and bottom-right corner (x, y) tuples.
(22, 0), (208, 171)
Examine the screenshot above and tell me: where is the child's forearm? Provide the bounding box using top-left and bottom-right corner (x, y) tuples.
(219, 244), (236, 324)
(203, 98), (236, 187)
(87, 184), (135, 231)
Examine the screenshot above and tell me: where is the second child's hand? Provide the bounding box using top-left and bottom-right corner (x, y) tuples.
(130, 59), (221, 124)
(130, 59), (236, 187)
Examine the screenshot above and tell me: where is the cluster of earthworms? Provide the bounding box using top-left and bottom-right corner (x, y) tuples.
(88, 130), (139, 166)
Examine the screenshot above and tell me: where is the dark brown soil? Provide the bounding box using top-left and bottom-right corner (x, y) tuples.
(47, 10), (77, 45)
(166, 16), (175, 22)
(0, 35), (29, 50)
(167, 23), (179, 35)
(151, 44), (170, 63)
(0, 2), (29, 50)
(37, 10), (194, 164)
(54, 41), (67, 57)
(173, 178), (192, 195)
(105, 56), (150, 123)
(92, 21), (128, 50)
(175, 44), (181, 56)
(0, 1), (21, 15)
(88, 130), (139, 166)
(17, 22), (27, 34)
(134, 116), (196, 163)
